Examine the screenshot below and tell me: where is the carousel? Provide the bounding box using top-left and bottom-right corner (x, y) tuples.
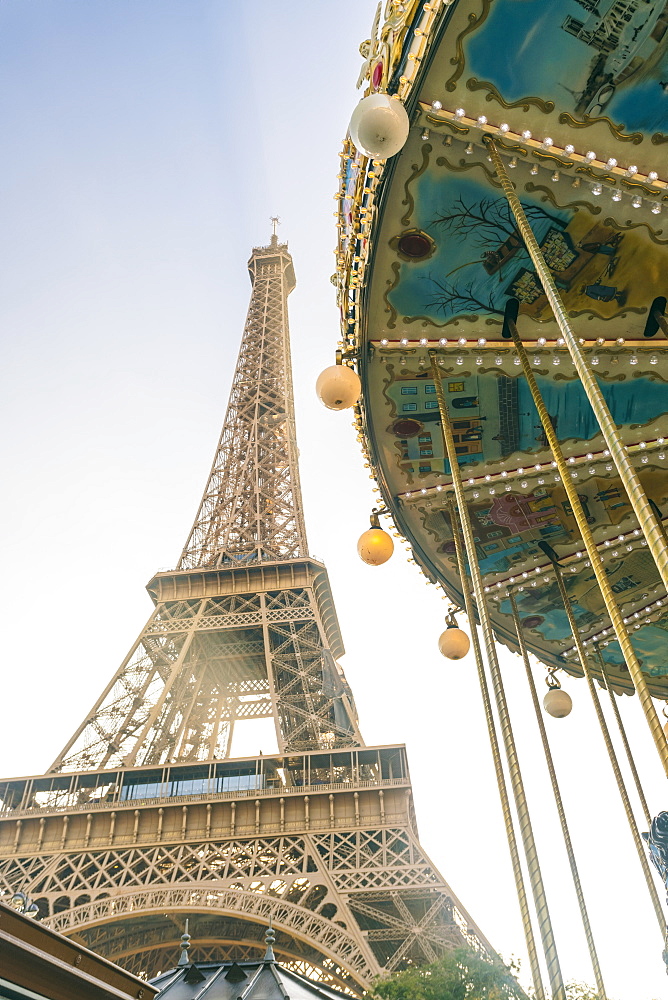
(318, 1), (668, 996)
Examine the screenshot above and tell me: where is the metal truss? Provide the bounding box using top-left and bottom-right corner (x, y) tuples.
(0, 821), (487, 991)
(49, 580), (361, 771)
(0, 237), (490, 990)
(178, 239), (307, 569)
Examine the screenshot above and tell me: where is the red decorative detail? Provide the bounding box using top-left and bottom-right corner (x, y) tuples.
(398, 232), (432, 259)
(390, 418), (423, 437)
(522, 615), (544, 629)
(372, 61), (383, 91)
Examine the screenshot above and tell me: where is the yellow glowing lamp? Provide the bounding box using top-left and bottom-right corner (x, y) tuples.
(357, 511), (394, 566)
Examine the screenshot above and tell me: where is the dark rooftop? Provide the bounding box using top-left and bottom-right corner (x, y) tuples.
(150, 922), (353, 1000)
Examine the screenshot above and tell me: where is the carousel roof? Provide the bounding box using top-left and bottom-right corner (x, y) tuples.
(335, 0), (668, 698)
(151, 927), (351, 1000)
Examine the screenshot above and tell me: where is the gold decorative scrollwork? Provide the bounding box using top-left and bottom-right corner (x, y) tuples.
(425, 113), (470, 135)
(531, 150), (574, 169)
(383, 261), (401, 329)
(401, 143), (432, 226)
(445, 2), (493, 93)
(602, 217), (668, 246)
(382, 364), (398, 418)
(524, 182), (601, 215)
(435, 154), (502, 189)
(567, 307), (647, 321)
(558, 111), (643, 145)
(402, 313), (484, 328)
(651, 133), (668, 145)
(495, 136), (527, 156)
(575, 165), (616, 185)
(466, 78), (554, 114)
(402, 314), (450, 327)
(621, 178), (662, 197)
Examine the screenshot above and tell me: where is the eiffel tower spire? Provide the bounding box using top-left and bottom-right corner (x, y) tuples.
(0, 236), (492, 993)
(178, 234), (307, 569)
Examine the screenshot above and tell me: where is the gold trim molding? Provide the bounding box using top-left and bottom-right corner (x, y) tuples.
(558, 111), (643, 145)
(445, 2), (493, 93)
(400, 143), (432, 226)
(466, 78), (554, 114)
(524, 182), (601, 215)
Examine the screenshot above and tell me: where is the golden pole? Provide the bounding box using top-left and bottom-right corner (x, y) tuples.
(503, 316), (668, 776)
(595, 648), (653, 827)
(509, 591), (606, 998)
(448, 503), (546, 998)
(429, 351), (565, 999)
(484, 137), (668, 596)
(549, 559), (666, 933)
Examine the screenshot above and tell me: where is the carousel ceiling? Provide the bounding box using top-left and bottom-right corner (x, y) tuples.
(335, 0), (668, 697)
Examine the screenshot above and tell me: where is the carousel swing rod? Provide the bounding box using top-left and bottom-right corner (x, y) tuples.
(595, 648), (653, 827)
(500, 298), (668, 777)
(547, 553), (666, 935)
(447, 500), (545, 999)
(493, 299), (665, 935)
(508, 591), (607, 998)
(484, 137), (668, 609)
(429, 351), (566, 1000)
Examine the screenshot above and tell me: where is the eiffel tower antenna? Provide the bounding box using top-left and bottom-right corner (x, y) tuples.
(0, 236), (493, 993)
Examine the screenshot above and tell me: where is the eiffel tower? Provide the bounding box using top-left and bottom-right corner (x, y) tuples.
(0, 231), (492, 994)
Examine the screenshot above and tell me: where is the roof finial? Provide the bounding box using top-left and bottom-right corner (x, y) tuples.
(177, 918), (191, 967)
(263, 915), (276, 962)
(270, 216), (280, 247)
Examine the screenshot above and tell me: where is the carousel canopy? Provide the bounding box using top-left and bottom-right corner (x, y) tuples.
(335, 0), (668, 699)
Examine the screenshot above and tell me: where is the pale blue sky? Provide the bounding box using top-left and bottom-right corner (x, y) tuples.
(0, 4), (665, 998)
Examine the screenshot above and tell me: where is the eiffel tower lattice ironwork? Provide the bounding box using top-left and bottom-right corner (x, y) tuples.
(0, 234), (493, 995)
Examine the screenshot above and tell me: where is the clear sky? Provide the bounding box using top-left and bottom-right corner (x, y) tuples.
(0, 3), (665, 998)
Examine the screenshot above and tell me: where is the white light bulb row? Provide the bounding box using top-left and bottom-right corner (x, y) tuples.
(400, 439), (667, 503)
(484, 509), (666, 585)
(376, 336), (657, 349)
(485, 522), (659, 588)
(589, 183), (661, 212)
(482, 531), (651, 596)
(563, 591), (667, 654)
(430, 104), (666, 194)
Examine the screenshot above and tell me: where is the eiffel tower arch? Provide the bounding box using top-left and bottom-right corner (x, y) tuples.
(0, 235), (493, 994)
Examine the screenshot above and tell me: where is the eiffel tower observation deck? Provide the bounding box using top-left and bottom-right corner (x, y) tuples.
(0, 231), (493, 994)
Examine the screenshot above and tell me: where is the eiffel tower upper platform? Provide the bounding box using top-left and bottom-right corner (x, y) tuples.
(0, 233), (493, 994)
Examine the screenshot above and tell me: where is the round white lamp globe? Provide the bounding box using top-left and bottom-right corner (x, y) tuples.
(543, 687), (573, 718)
(316, 365), (361, 410)
(349, 93), (410, 160)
